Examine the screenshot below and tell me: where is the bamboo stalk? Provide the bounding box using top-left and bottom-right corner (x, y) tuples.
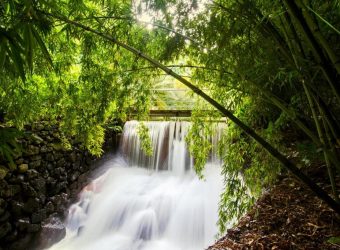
(298, 0), (340, 75)
(279, 8), (340, 148)
(302, 81), (339, 201)
(283, 0), (340, 104)
(43, 12), (340, 214)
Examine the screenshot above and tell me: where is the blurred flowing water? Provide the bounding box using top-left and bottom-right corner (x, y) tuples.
(49, 121), (225, 250)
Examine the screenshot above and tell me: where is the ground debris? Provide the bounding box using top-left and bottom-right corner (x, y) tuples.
(208, 169), (340, 250)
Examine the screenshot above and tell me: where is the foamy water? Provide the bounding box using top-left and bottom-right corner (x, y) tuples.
(49, 121), (225, 250)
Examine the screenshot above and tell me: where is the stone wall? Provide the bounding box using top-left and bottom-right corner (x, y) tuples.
(0, 122), (117, 250)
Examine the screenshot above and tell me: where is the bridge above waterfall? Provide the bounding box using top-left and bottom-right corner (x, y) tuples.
(130, 110), (225, 119)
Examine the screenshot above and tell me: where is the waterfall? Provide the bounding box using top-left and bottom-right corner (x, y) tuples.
(49, 121), (225, 250)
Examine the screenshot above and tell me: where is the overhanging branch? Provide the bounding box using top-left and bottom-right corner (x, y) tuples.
(42, 11), (340, 214)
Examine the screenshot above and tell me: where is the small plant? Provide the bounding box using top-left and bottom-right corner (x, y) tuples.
(137, 122), (153, 156)
(0, 126), (23, 169)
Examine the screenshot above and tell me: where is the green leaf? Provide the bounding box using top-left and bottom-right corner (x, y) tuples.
(24, 24), (35, 73)
(306, 6), (340, 36)
(31, 27), (53, 69)
(0, 42), (7, 70)
(327, 236), (340, 244)
(6, 38), (26, 81)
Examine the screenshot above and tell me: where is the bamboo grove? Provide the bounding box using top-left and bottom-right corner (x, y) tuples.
(0, 0), (340, 231)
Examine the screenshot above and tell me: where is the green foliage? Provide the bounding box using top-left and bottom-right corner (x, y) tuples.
(217, 98), (282, 233)
(327, 236), (340, 245)
(0, 126), (22, 169)
(186, 107), (221, 178)
(137, 122), (153, 156)
(186, 120), (211, 179)
(0, 0), (158, 155)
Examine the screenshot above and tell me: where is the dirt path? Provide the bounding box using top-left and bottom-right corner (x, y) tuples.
(208, 168), (340, 249)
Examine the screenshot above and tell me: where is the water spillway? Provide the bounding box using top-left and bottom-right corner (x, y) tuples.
(50, 121), (225, 250)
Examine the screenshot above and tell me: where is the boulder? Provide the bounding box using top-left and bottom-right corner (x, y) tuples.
(1, 185), (21, 198)
(23, 198), (40, 214)
(37, 216), (66, 249)
(0, 166), (8, 179)
(15, 158), (24, 165)
(31, 209), (46, 224)
(17, 164), (28, 174)
(8, 233), (33, 250)
(26, 145), (39, 156)
(31, 177), (46, 194)
(45, 153), (54, 162)
(10, 201), (24, 218)
(27, 169), (39, 180)
(29, 160), (42, 169)
(22, 182), (37, 197)
(31, 133), (44, 144)
(45, 201), (55, 215)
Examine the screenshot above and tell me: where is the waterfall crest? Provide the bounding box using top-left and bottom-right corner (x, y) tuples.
(49, 121), (225, 250)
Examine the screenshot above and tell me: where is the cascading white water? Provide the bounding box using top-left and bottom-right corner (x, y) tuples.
(49, 121), (225, 250)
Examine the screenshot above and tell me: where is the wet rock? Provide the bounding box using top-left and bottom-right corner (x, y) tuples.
(0, 198), (7, 216)
(45, 201), (55, 215)
(46, 163), (54, 171)
(31, 209), (46, 223)
(15, 158), (24, 165)
(31, 177), (46, 194)
(33, 123), (45, 131)
(70, 171), (80, 182)
(17, 217), (41, 233)
(30, 155), (42, 162)
(29, 160), (42, 169)
(38, 194), (46, 204)
(11, 201), (24, 218)
(55, 181), (67, 194)
(7, 174), (25, 184)
(16, 218), (31, 231)
(69, 152), (77, 163)
(46, 178), (57, 195)
(27, 169), (39, 180)
(8, 234), (33, 250)
(78, 173), (88, 183)
(50, 193), (68, 210)
(26, 145), (39, 156)
(56, 158), (66, 167)
(1, 185), (21, 197)
(22, 182), (37, 197)
(27, 223), (41, 233)
(31, 133), (44, 144)
(17, 164), (28, 174)
(0, 167), (8, 180)
(51, 143), (63, 151)
(38, 216), (66, 249)
(45, 153), (54, 162)
(53, 167), (63, 176)
(40, 145), (49, 153)
(23, 198), (40, 214)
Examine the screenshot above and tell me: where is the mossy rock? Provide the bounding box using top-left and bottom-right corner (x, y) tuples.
(0, 166), (8, 180)
(18, 164), (29, 173)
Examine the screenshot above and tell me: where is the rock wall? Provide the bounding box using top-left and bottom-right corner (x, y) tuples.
(0, 122), (118, 250)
